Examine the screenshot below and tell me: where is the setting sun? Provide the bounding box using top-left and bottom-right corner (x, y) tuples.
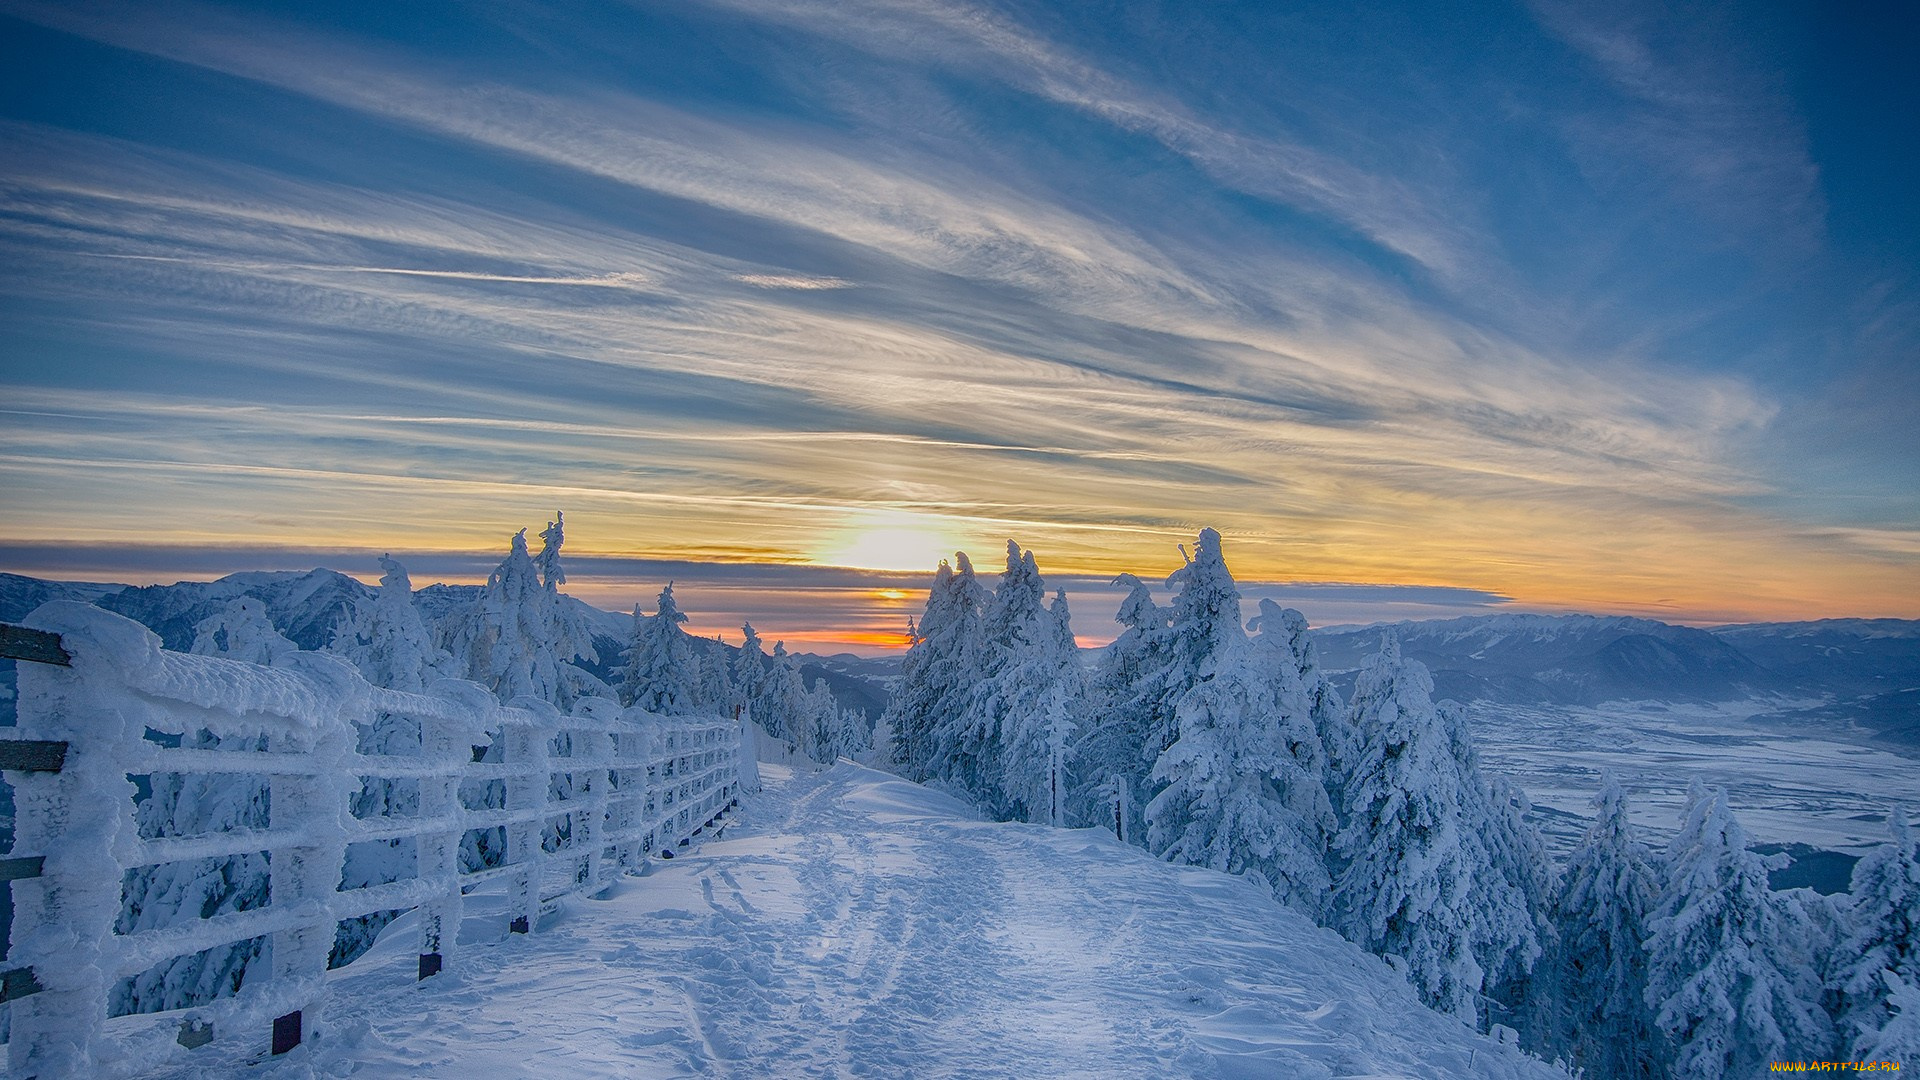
(813, 511), (974, 573)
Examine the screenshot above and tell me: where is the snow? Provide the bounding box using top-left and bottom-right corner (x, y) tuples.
(149, 764), (1566, 1079)
(1458, 699), (1920, 858)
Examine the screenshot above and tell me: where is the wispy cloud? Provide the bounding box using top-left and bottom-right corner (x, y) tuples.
(0, 0), (1913, 631)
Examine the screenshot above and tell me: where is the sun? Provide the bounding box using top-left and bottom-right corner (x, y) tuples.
(814, 511), (970, 573)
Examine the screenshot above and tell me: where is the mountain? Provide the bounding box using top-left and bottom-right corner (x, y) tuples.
(98, 568), (375, 652)
(0, 572), (128, 622)
(1311, 614), (1782, 706)
(1709, 619), (1920, 696)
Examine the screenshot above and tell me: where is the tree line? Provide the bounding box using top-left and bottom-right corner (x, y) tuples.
(879, 528), (1919, 1078)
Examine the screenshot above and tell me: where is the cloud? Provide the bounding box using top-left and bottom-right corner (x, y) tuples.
(0, 0), (1913, 622)
(1526, 0), (1825, 256)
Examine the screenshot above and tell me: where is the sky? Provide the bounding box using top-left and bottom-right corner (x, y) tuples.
(1, 0), (1916, 652)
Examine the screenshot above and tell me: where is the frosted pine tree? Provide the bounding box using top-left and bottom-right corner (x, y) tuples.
(1549, 775), (1667, 1079)
(1834, 807), (1920, 1059)
(330, 554), (455, 694)
(992, 582), (1087, 824)
(1333, 634), (1483, 1021)
(1855, 974), (1920, 1063)
(799, 678), (841, 764)
(883, 554), (988, 781)
(440, 521), (604, 709)
(1073, 573), (1174, 844)
(929, 542), (1042, 810)
(1146, 529), (1334, 915)
(826, 703), (873, 763)
(1443, 704), (1551, 1031)
(734, 622), (770, 728)
(620, 585), (702, 714)
(1645, 782), (1836, 1078)
(753, 642), (812, 753)
(191, 596), (299, 666)
(1248, 599), (1350, 800)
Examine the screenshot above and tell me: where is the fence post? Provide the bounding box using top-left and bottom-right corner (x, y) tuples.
(263, 653), (360, 1055)
(415, 707), (464, 979)
(6, 609), (146, 1075)
(502, 700), (553, 934)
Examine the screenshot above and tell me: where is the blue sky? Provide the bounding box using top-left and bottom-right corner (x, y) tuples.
(1, 0), (1915, 647)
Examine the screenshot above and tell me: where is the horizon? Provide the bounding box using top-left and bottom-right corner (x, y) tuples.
(7, 529), (1909, 657)
(3, 2), (1918, 638)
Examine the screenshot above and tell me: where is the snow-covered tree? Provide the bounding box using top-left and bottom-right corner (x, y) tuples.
(921, 542), (1041, 809)
(329, 554), (455, 694)
(1833, 807), (1920, 1059)
(734, 622), (770, 722)
(1855, 973), (1920, 1063)
(440, 519), (604, 708)
(620, 584), (703, 714)
(883, 554), (988, 782)
(1645, 781), (1836, 1078)
(798, 676), (840, 763)
(823, 701), (873, 764)
(1247, 599), (1350, 801)
(991, 582), (1086, 825)
(1145, 529), (1333, 916)
(1549, 775), (1667, 1079)
(1442, 704), (1552, 1029)
(1072, 573), (1174, 843)
(191, 596), (298, 666)
(1332, 634), (1485, 1020)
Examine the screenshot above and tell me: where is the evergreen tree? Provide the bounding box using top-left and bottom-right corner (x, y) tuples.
(1550, 775), (1667, 1079)
(1855, 974), (1920, 1063)
(799, 677), (840, 763)
(330, 554), (455, 694)
(1443, 704), (1551, 1028)
(1145, 529), (1334, 915)
(1834, 807), (1920, 1059)
(1072, 573), (1174, 843)
(758, 642), (812, 749)
(192, 596), (299, 666)
(734, 622), (770, 724)
(440, 521), (604, 708)
(825, 702), (873, 764)
(1332, 634), (1484, 1021)
(1248, 599), (1350, 801)
(992, 583), (1086, 824)
(1645, 782), (1836, 1078)
(883, 554), (988, 781)
(620, 584), (702, 714)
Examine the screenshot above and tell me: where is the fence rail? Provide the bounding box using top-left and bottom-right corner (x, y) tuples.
(0, 602), (748, 1077)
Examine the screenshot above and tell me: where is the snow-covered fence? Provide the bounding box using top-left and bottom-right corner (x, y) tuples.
(0, 603), (742, 1077)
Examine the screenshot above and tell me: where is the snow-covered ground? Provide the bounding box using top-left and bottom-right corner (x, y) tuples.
(160, 764), (1563, 1079)
(1467, 699), (1920, 859)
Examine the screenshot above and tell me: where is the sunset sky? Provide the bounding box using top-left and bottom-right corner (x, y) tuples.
(2, 0), (1916, 651)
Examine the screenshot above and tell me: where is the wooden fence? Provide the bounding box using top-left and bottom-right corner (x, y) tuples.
(0, 602), (745, 1077)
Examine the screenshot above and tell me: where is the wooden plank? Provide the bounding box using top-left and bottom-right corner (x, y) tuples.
(271, 1011), (302, 1055)
(0, 966), (43, 1004)
(0, 856), (44, 882)
(0, 624), (70, 666)
(0, 740), (67, 773)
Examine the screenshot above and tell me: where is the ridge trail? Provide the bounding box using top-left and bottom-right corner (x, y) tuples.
(161, 764), (1562, 1079)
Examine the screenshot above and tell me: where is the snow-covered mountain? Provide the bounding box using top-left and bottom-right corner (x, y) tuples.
(1311, 613), (1783, 705)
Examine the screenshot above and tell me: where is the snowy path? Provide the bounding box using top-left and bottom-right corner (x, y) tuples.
(169, 764), (1563, 1079)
